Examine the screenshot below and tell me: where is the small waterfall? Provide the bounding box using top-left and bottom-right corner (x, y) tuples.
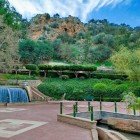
(0, 88), (9, 103)
(0, 87), (29, 103)
(7, 88), (12, 103)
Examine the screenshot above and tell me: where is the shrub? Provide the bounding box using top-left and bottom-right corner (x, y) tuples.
(93, 83), (107, 92)
(114, 79), (123, 84)
(37, 78), (139, 101)
(115, 84), (128, 94)
(50, 22), (59, 28)
(59, 75), (69, 80)
(93, 83), (107, 100)
(132, 86), (140, 97)
(65, 89), (86, 101)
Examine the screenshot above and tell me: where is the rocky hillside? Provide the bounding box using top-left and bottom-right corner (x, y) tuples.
(1, 0), (140, 69)
(28, 14), (86, 40)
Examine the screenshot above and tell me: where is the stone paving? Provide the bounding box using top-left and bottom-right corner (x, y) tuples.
(0, 102), (92, 140)
(0, 101), (137, 140)
(0, 119), (47, 138)
(0, 108), (27, 113)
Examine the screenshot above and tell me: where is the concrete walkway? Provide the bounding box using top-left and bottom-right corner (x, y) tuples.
(0, 103), (92, 140)
(0, 101), (137, 140)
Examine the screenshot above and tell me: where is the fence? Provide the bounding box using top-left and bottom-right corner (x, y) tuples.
(59, 101), (138, 121)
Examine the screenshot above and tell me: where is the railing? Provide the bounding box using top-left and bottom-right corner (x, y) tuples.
(59, 101), (138, 121)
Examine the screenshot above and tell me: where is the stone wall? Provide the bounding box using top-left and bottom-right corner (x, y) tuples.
(57, 114), (97, 130)
(108, 117), (140, 134)
(67, 111), (140, 134)
(97, 127), (128, 140)
(57, 114), (129, 140)
(8, 80), (42, 87)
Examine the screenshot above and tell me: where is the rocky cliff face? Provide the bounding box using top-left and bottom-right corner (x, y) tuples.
(28, 14), (86, 40)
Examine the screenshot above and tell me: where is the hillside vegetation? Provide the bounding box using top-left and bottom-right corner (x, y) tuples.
(0, 0), (140, 82)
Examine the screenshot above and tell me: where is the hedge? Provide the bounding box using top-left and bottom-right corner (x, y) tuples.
(92, 73), (127, 80)
(37, 78), (137, 101)
(25, 64), (38, 71)
(38, 64), (97, 71)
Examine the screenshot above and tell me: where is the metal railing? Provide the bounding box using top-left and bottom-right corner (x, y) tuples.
(59, 101), (138, 121)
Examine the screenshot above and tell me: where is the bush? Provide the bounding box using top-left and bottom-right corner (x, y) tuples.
(93, 83), (107, 100)
(132, 86), (140, 97)
(114, 79), (123, 84)
(37, 78), (139, 101)
(50, 22), (59, 28)
(93, 83), (107, 92)
(59, 75), (69, 80)
(115, 84), (128, 93)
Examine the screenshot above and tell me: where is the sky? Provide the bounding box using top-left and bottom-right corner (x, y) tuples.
(8, 0), (140, 27)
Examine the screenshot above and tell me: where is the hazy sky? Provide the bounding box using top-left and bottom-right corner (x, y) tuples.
(8, 0), (140, 27)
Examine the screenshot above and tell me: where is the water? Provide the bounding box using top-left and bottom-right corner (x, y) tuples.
(0, 87), (29, 103)
(97, 123), (140, 140)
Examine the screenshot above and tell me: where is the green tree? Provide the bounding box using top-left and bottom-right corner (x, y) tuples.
(37, 40), (54, 62)
(123, 92), (140, 111)
(19, 39), (37, 64)
(19, 39), (54, 64)
(89, 45), (112, 63)
(111, 47), (140, 81)
(0, 15), (21, 73)
(59, 44), (83, 63)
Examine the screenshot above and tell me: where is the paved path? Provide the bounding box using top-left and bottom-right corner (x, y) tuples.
(0, 101), (138, 140)
(0, 103), (91, 140)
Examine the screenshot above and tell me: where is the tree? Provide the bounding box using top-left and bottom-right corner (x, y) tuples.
(19, 39), (37, 64)
(83, 33), (92, 62)
(89, 45), (112, 63)
(37, 40), (54, 62)
(59, 44), (84, 64)
(123, 92), (140, 111)
(19, 39), (54, 64)
(0, 15), (21, 73)
(111, 47), (140, 81)
(52, 39), (62, 60)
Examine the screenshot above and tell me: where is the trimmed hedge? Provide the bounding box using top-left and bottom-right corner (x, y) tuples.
(25, 64), (38, 71)
(92, 73), (127, 80)
(38, 64), (97, 71)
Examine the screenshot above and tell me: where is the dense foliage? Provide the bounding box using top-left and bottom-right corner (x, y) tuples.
(38, 64), (96, 71)
(0, 0), (28, 72)
(19, 39), (53, 64)
(111, 47), (140, 81)
(38, 78), (140, 101)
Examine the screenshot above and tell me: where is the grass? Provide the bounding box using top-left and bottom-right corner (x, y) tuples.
(0, 74), (37, 80)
